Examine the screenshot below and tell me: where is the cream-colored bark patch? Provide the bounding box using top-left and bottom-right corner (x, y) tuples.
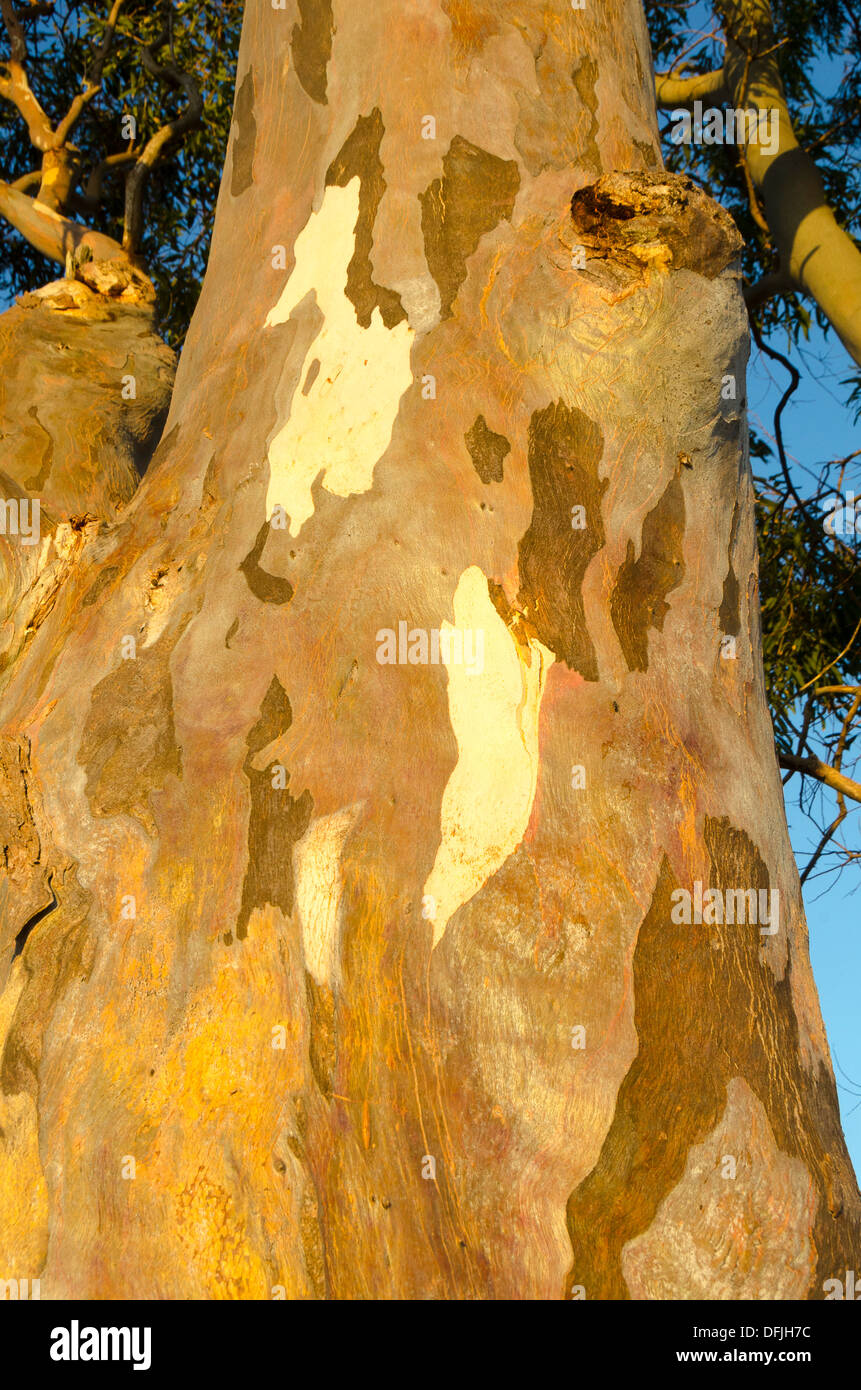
(424, 567), (553, 947)
(621, 1077), (816, 1299)
(264, 180), (414, 536)
(294, 803), (363, 988)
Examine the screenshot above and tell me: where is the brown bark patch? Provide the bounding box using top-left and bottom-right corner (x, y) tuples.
(291, 0), (335, 105)
(719, 501), (741, 637)
(570, 171), (743, 286)
(305, 970), (336, 1097)
(325, 109), (406, 330)
(239, 521), (294, 605)
(610, 474), (685, 673)
(464, 414), (510, 484)
(515, 400), (606, 680)
(81, 565), (122, 610)
(230, 69), (257, 196)
(420, 135), (520, 320)
(233, 676), (313, 943)
(23, 405), (54, 492)
(78, 644), (182, 835)
(570, 57), (601, 174)
(565, 821), (860, 1299)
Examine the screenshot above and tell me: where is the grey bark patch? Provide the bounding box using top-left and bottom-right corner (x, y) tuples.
(240, 521), (294, 605)
(465, 414), (510, 484)
(291, 0), (335, 105)
(325, 109), (406, 329)
(719, 502), (741, 636)
(514, 400), (606, 680)
(231, 676), (313, 943)
(230, 69), (257, 197)
(419, 136), (520, 319)
(610, 474), (685, 672)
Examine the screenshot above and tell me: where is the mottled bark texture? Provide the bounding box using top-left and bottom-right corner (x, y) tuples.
(0, 0), (857, 1300)
(0, 280), (174, 676)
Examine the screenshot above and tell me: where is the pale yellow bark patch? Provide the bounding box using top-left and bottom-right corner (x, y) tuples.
(424, 567), (554, 947)
(294, 804), (363, 987)
(264, 180), (414, 535)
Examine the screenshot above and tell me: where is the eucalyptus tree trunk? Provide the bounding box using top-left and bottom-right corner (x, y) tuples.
(0, 0), (857, 1300)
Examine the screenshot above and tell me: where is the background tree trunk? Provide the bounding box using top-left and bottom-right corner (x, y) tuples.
(0, 0), (857, 1299)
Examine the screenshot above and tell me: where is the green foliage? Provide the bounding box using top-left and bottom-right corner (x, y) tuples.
(757, 483), (861, 748)
(0, 0), (243, 345)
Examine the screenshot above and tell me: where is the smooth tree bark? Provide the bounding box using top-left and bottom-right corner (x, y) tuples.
(0, 0), (858, 1299)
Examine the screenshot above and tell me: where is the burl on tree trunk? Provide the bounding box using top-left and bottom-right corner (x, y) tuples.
(0, 0), (857, 1299)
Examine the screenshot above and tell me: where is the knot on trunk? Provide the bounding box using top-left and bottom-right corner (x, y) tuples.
(570, 170), (744, 284)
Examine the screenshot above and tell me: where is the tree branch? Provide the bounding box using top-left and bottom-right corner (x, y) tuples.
(83, 146), (137, 205)
(53, 0), (125, 147)
(0, 0), (53, 150)
(743, 266), (793, 310)
(0, 177), (127, 265)
(122, 29), (202, 254)
(0, 0), (25, 63)
(11, 166), (40, 191)
(714, 0), (861, 366)
(778, 752), (861, 805)
(655, 68), (728, 108)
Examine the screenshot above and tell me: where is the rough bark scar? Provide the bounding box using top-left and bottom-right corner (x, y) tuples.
(239, 521), (294, 605)
(565, 819), (860, 1299)
(232, 676), (313, 943)
(515, 400), (606, 680)
(464, 414), (510, 484)
(230, 69), (257, 197)
(325, 109), (406, 329)
(291, 0), (335, 106)
(610, 473), (685, 673)
(420, 135), (520, 320)
(570, 170), (743, 286)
